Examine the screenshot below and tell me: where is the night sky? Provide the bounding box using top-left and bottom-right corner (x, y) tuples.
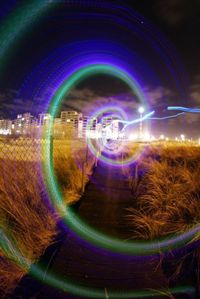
(0, 0), (200, 137)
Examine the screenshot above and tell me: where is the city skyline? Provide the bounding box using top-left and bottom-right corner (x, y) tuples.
(0, 108), (199, 143)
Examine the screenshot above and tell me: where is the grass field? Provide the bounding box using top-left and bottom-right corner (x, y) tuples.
(0, 137), (200, 295)
(0, 137), (95, 296)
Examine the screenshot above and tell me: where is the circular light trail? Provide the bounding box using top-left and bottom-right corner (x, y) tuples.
(0, 228), (196, 299)
(43, 62), (200, 257)
(85, 105), (146, 167)
(0, 1), (197, 298)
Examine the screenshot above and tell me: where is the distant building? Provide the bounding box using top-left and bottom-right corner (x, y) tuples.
(0, 119), (12, 135)
(13, 113), (35, 135)
(0, 109), (122, 139)
(60, 111), (82, 138)
(34, 113), (53, 138)
(38, 113), (52, 126)
(61, 111), (81, 125)
(78, 116), (97, 139)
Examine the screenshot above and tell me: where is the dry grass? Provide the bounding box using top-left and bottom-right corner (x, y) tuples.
(126, 142), (200, 286)
(0, 138), (95, 296)
(127, 143), (200, 240)
(1, 137), (199, 294)
(0, 159), (57, 296)
(53, 145), (95, 204)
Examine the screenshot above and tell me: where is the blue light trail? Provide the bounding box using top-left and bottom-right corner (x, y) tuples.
(167, 106), (200, 113)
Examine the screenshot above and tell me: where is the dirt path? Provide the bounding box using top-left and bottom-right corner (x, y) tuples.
(14, 161), (172, 299)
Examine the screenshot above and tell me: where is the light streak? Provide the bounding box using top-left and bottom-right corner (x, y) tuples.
(150, 112), (185, 120)
(119, 111), (154, 130)
(167, 106), (200, 113)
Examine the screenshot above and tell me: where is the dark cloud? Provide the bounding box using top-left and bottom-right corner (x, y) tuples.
(0, 90), (46, 119)
(190, 80), (200, 106)
(144, 86), (174, 107)
(164, 79), (200, 137)
(61, 88), (140, 118)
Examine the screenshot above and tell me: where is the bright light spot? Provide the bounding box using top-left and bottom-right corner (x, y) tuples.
(160, 134), (165, 140)
(180, 134), (185, 141)
(143, 133), (151, 141)
(0, 129), (11, 135)
(138, 106), (145, 114)
(129, 133), (137, 141)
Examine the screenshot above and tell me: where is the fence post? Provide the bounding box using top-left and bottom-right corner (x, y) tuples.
(95, 152), (98, 167)
(81, 160), (85, 194)
(50, 134), (53, 160)
(85, 143), (88, 165)
(95, 141), (100, 167)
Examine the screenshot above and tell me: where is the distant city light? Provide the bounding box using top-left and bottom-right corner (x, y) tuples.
(160, 134), (165, 140)
(129, 133), (137, 141)
(0, 109), (199, 145)
(180, 134), (185, 141)
(0, 129), (11, 135)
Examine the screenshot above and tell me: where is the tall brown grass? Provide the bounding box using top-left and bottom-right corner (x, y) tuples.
(127, 143), (200, 240)
(126, 143), (200, 286)
(53, 144), (95, 204)
(0, 138), (94, 296)
(0, 159), (57, 296)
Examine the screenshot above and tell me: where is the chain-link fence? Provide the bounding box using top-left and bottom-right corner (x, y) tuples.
(0, 136), (96, 244)
(0, 135), (96, 295)
(0, 136), (57, 295)
(0, 136), (96, 203)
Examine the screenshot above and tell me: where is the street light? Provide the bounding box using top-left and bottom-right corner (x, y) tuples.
(138, 106), (144, 139)
(138, 106), (145, 114)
